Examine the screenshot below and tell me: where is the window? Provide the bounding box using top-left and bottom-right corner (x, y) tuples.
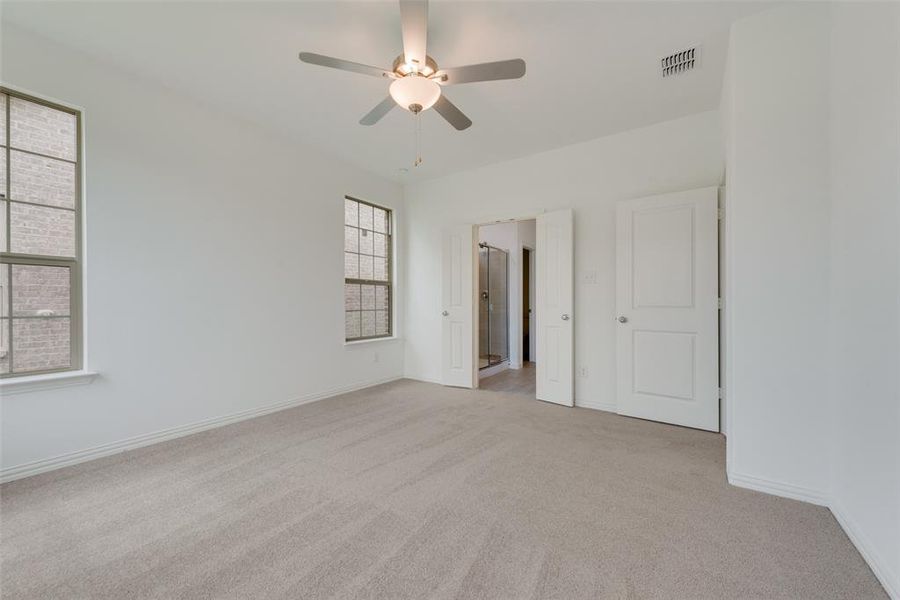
(344, 196), (392, 341)
(1, 89), (82, 377)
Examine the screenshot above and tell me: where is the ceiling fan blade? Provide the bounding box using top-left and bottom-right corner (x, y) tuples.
(298, 52), (391, 79)
(399, 0), (428, 69)
(433, 95), (472, 131)
(360, 97), (396, 126)
(434, 59), (526, 85)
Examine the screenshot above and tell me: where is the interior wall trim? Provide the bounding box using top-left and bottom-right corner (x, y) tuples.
(830, 500), (900, 600)
(729, 471), (895, 598)
(727, 469), (829, 506)
(403, 375), (442, 384)
(0, 375), (402, 484)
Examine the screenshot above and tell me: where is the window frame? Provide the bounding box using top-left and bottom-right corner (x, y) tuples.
(344, 195), (393, 342)
(0, 87), (83, 378)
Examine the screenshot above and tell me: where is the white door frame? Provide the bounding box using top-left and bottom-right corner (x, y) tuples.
(473, 214), (539, 389)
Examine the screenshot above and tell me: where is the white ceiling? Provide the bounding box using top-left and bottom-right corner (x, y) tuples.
(3, 1), (772, 182)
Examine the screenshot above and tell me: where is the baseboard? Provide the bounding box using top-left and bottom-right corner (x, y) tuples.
(403, 374), (442, 384)
(0, 375), (402, 484)
(576, 399), (617, 413)
(727, 470), (829, 506)
(478, 361), (509, 378)
(830, 500), (900, 600)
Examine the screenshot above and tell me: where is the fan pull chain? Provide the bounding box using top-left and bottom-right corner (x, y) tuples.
(414, 111), (423, 168)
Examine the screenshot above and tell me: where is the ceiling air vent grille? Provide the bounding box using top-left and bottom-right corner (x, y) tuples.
(661, 47), (700, 78)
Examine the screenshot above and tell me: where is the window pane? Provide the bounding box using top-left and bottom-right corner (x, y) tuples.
(10, 202), (76, 257)
(373, 232), (387, 257)
(344, 252), (358, 279)
(0, 318), (9, 374)
(10, 151), (76, 209)
(0, 265), (8, 372)
(12, 265), (70, 317)
(10, 97), (77, 161)
(12, 317), (71, 372)
(0, 201), (7, 251)
(0, 151), (6, 197)
(344, 283), (361, 311)
(0, 94), (6, 146)
(345, 311), (360, 339)
(374, 257), (388, 282)
(343, 198), (390, 340)
(375, 311), (389, 335)
(374, 207), (387, 233)
(361, 284), (375, 310)
(359, 254), (374, 280)
(361, 311), (376, 337)
(359, 228), (374, 255)
(344, 198), (358, 226)
(358, 203), (373, 231)
(0, 264), (7, 317)
(375, 285), (389, 311)
(344, 226), (358, 252)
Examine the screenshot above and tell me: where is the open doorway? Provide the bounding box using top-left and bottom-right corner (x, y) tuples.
(441, 209), (573, 405)
(476, 219), (536, 397)
(523, 247), (534, 363)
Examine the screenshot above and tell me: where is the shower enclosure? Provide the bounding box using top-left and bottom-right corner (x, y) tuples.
(478, 243), (509, 369)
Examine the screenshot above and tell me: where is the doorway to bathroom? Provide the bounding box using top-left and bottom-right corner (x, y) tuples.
(477, 220), (536, 397)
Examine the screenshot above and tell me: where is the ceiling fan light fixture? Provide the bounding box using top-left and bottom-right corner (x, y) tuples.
(389, 75), (441, 113)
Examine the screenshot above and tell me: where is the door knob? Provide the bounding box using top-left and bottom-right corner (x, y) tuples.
(618, 316), (628, 323)
(442, 311), (449, 317)
(561, 314), (570, 321)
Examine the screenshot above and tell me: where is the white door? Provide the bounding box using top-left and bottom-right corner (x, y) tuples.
(615, 187), (719, 431)
(442, 225), (476, 388)
(536, 209), (574, 406)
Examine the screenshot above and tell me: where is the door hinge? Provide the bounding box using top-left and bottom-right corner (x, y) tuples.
(717, 208), (725, 220)
(718, 387), (724, 399)
(717, 297), (723, 310)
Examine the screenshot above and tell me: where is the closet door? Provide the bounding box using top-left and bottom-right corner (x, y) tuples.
(615, 187), (719, 431)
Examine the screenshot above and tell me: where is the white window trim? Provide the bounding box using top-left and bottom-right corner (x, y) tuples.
(0, 369), (97, 396)
(344, 335), (402, 347)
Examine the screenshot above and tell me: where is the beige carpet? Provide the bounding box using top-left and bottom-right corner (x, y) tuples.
(0, 379), (886, 599)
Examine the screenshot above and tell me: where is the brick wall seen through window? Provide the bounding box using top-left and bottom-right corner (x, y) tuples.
(1, 89), (82, 377)
(344, 197), (391, 341)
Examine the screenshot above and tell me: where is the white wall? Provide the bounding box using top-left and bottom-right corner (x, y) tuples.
(724, 4), (900, 595)
(722, 3), (832, 501)
(477, 220), (535, 370)
(828, 4), (900, 596)
(0, 25), (404, 475)
(403, 110), (724, 411)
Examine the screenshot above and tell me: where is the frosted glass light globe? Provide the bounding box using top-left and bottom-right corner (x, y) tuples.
(389, 76), (441, 113)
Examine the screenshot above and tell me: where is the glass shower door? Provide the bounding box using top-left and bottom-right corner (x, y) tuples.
(479, 244), (509, 369)
(479, 246), (490, 369)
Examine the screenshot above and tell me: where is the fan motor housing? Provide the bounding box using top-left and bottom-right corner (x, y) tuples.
(392, 54), (439, 78)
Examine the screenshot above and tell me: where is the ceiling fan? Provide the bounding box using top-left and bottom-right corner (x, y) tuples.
(298, 0), (526, 131)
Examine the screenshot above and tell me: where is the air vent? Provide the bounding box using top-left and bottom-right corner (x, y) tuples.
(661, 47), (700, 78)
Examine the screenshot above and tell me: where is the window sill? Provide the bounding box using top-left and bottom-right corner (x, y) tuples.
(0, 370), (99, 396)
(344, 336), (402, 347)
